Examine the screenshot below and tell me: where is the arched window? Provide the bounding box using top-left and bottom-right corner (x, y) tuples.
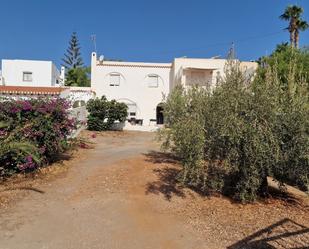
(109, 73), (120, 86)
(147, 74), (159, 88)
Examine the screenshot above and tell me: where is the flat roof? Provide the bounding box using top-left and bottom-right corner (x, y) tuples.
(2, 59), (55, 64)
(97, 60), (171, 68)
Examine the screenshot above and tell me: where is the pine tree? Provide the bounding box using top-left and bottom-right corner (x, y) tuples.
(62, 32), (84, 69)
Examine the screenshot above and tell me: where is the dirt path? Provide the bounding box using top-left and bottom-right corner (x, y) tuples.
(0, 132), (204, 249)
(0, 131), (308, 249)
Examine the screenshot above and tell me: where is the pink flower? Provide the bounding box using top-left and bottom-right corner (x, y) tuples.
(10, 107), (20, 113)
(0, 130), (6, 137)
(22, 101), (32, 111)
(18, 155), (36, 170)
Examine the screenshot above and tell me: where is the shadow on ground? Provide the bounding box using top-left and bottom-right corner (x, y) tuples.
(2, 187), (45, 194)
(227, 218), (309, 249)
(144, 150), (179, 165)
(143, 151), (309, 248)
(50, 153), (72, 163)
(143, 150), (225, 201)
(144, 150), (185, 201)
(0, 152), (73, 197)
(144, 150), (309, 205)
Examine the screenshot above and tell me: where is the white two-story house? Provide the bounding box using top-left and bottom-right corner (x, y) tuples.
(91, 52), (171, 130)
(91, 52), (258, 131)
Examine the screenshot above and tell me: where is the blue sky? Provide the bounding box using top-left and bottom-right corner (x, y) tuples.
(0, 0), (308, 67)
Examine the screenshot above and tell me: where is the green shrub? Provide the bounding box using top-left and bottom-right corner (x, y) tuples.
(86, 96), (128, 131)
(258, 44), (309, 88)
(160, 59), (309, 202)
(160, 86), (208, 188)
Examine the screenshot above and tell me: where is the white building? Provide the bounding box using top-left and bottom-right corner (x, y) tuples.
(171, 57), (257, 90)
(91, 52), (258, 131)
(91, 52), (171, 130)
(0, 59), (65, 87)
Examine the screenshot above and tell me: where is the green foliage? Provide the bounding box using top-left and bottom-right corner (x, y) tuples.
(65, 67), (90, 87)
(62, 32), (84, 69)
(264, 67), (309, 192)
(258, 44), (309, 88)
(160, 86), (207, 187)
(86, 96), (128, 131)
(0, 140), (41, 177)
(160, 59), (309, 202)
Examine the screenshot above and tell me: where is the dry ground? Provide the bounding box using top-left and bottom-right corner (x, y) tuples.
(0, 131), (308, 249)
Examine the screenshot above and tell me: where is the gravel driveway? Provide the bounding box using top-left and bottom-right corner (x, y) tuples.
(0, 131), (204, 249)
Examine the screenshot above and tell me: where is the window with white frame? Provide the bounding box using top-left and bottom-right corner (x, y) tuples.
(127, 103), (137, 117)
(148, 75), (159, 88)
(23, 72), (33, 82)
(109, 73), (120, 86)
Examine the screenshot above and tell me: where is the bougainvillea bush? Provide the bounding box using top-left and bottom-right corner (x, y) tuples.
(0, 98), (76, 177)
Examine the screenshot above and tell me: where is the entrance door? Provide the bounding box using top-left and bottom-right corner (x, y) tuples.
(156, 105), (164, 125)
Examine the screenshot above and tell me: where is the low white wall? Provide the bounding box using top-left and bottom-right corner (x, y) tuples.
(68, 87), (96, 104)
(69, 105), (88, 137)
(69, 105), (87, 124)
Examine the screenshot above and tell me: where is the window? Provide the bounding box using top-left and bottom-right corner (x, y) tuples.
(23, 72), (32, 82)
(148, 75), (159, 88)
(73, 100), (86, 108)
(127, 103), (137, 117)
(186, 71), (205, 86)
(110, 73), (120, 86)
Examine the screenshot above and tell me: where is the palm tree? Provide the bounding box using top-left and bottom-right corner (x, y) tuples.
(294, 19), (309, 49)
(280, 5), (309, 48)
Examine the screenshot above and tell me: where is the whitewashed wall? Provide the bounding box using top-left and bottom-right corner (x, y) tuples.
(172, 58), (227, 89)
(1, 59), (60, 87)
(67, 87), (96, 106)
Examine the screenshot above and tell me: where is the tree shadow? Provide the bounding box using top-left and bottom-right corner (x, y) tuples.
(49, 153), (72, 163)
(228, 218), (309, 249)
(2, 186), (45, 194)
(144, 150), (185, 201)
(144, 150), (179, 165)
(144, 151), (309, 207)
(266, 185), (308, 208)
(145, 167), (185, 201)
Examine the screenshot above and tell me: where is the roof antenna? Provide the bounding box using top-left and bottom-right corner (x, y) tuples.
(91, 34), (97, 53)
(227, 42), (236, 59)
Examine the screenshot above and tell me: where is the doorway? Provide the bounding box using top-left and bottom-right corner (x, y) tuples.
(156, 104), (164, 125)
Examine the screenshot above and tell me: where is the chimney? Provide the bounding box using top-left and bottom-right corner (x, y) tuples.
(60, 66), (65, 86)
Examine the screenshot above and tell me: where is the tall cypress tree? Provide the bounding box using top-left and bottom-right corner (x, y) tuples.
(62, 32), (84, 69)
